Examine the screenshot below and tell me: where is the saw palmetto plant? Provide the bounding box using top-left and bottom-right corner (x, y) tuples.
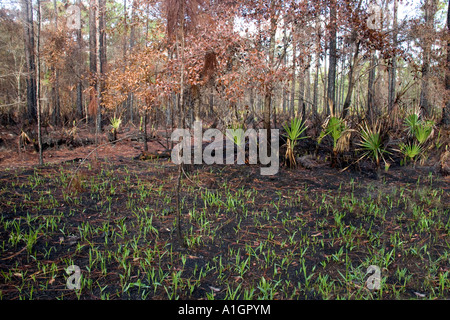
(399, 142), (422, 165)
(405, 113), (421, 138)
(110, 116), (122, 142)
(401, 113), (435, 165)
(414, 120), (434, 145)
(283, 118), (308, 168)
(318, 116), (354, 167)
(357, 121), (390, 172)
(318, 116), (346, 151)
(404, 113), (434, 144)
(226, 124), (245, 147)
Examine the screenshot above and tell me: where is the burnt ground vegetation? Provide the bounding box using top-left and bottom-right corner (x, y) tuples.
(0, 124), (449, 300)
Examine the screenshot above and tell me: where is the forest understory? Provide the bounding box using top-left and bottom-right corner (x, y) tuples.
(0, 121), (449, 300)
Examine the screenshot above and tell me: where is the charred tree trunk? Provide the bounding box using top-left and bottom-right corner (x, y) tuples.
(52, 0), (61, 126)
(21, 0), (37, 122)
(443, 0), (450, 125)
(420, 0), (437, 118)
(128, 0), (137, 124)
(96, 0), (106, 136)
(367, 52), (377, 121)
(37, 0), (43, 165)
(312, 14), (320, 118)
(341, 39), (361, 119)
(89, 0), (97, 124)
(143, 109), (148, 151)
(264, 13), (277, 138)
(388, 0), (398, 112)
(290, 25), (296, 119)
(327, 0), (337, 115)
(76, 0), (83, 120)
(298, 67), (305, 118)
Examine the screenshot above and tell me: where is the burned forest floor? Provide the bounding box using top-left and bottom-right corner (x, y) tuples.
(0, 124), (449, 300)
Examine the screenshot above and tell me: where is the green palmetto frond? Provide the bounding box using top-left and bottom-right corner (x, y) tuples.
(405, 113), (420, 137)
(283, 118), (308, 150)
(414, 120), (434, 144)
(110, 116), (122, 131)
(226, 124), (245, 147)
(358, 122), (390, 169)
(318, 116), (346, 151)
(283, 118), (308, 169)
(399, 142), (422, 162)
(404, 113), (434, 144)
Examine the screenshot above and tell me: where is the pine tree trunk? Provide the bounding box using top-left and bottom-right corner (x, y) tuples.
(128, 0), (137, 124)
(52, 0), (61, 126)
(282, 23), (288, 115)
(89, 0), (97, 123)
(327, 0), (337, 115)
(37, 0), (43, 165)
(420, 0), (437, 118)
(176, 1), (186, 245)
(443, 0), (450, 125)
(312, 14), (320, 118)
(96, 0), (106, 136)
(341, 40), (361, 119)
(21, 0), (37, 122)
(143, 109), (148, 151)
(76, 0), (83, 119)
(290, 26), (296, 119)
(388, 0), (398, 111)
(313, 59), (319, 118)
(367, 52), (377, 121)
(323, 44), (328, 115)
(96, 0), (101, 138)
(263, 15), (277, 138)
(298, 67), (305, 118)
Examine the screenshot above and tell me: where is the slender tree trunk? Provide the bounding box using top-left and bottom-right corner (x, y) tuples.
(128, 0), (137, 124)
(313, 57), (319, 118)
(52, 0), (61, 126)
(89, 0), (97, 124)
(327, 0), (337, 115)
(122, 0), (129, 121)
(290, 25), (296, 119)
(263, 14), (277, 138)
(96, 0), (106, 137)
(337, 52), (344, 114)
(305, 66), (311, 114)
(323, 44), (328, 115)
(341, 40), (361, 119)
(36, 0), (43, 165)
(420, 0), (437, 118)
(442, 0), (450, 125)
(312, 14), (320, 118)
(282, 23), (288, 115)
(143, 109), (148, 151)
(367, 52), (377, 121)
(76, 79), (83, 119)
(76, 0), (83, 120)
(388, 0), (398, 111)
(21, 0), (37, 122)
(176, 1), (186, 245)
(298, 67), (305, 117)
(339, 54), (345, 109)
(96, 0), (101, 139)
